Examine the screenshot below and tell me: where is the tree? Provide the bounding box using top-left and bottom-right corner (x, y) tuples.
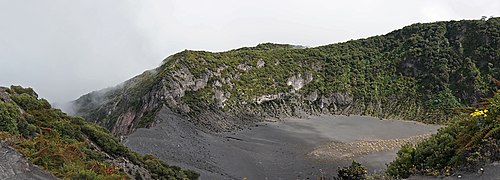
(452, 58), (484, 104)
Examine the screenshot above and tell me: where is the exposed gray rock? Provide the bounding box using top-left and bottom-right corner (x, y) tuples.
(256, 59), (265, 68)
(255, 94), (281, 104)
(305, 91), (318, 102)
(193, 74), (209, 91)
(113, 111), (137, 135)
(214, 89), (229, 107)
(112, 157), (152, 180)
(98, 62), (217, 135)
(287, 74), (304, 91)
(0, 88), (13, 103)
(0, 142), (56, 180)
(319, 92), (353, 112)
(214, 80), (222, 87)
(237, 64), (253, 71)
(213, 66), (226, 77)
(286, 72), (313, 91)
(165, 66), (210, 106)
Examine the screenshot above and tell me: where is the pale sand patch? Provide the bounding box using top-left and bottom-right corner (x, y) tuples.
(309, 133), (433, 161)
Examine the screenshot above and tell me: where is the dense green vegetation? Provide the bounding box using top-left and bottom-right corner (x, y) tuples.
(0, 86), (198, 179)
(336, 161), (368, 180)
(387, 89), (500, 178)
(74, 18), (500, 134)
(175, 17), (499, 122)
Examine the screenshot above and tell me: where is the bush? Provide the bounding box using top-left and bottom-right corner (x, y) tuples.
(413, 132), (457, 171)
(387, 90), (500, 177)
(387, 127), (457, 177)
(17, 118), (39, 137)
(11, 93), (50, 111)
(386, 144), (416, 178)
(71, 170), (98, 180)
(337, 160), (368, 180)
(10, 85), (38, 97)
(81, 124), (127, 157)
(0, 101), (20, 134)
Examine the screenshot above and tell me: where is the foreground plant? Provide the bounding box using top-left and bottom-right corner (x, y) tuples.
(386, 89), (500, 178)
(337, 161), (368, 180)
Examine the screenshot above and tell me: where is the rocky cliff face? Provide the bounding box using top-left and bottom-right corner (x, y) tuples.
(72, 58), (358, 136)
(73, 18), (500, 136)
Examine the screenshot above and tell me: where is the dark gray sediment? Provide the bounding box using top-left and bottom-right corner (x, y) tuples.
(124, 108), (440, 179)
(408, 162), (500, 180)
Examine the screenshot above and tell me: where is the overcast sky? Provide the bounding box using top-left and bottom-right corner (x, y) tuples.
(0, 0), (499, 105)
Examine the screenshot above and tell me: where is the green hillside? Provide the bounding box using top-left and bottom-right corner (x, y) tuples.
(0, 85), (198, 179)
(74, 18), (499, 136)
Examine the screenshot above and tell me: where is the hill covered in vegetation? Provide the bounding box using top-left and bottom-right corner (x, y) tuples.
(386, 88), (500, 178)
(73, 18), (499, 136)
(0, 86), (198, 179)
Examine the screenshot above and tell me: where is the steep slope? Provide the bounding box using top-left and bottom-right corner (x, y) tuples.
(0, 86), (198, 179)
(73, 18), (500, 136)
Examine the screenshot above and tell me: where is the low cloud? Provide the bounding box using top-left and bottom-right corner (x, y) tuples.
(0, 0), (498, 109)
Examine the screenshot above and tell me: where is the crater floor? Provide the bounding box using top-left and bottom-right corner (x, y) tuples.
(124, 108), (440, 179)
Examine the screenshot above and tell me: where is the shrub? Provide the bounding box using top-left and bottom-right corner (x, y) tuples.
(386, 144), (416, 178)
(81, 123), (127, 157)
(0, 101), (20, 134)
(71, 170), (98, 180)
(337, 160), (368, 180)
(11, 93), (50, 111)
(413, 132), (457, 171)
(387, 90), (500, 177)
(17, 118), (39, 137)
(10, 85), (38, 97)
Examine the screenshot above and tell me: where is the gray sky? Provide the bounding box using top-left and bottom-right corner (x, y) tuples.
(1, 0), (499, 105)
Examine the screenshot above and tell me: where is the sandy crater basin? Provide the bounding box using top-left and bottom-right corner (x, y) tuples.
(125, 110), (440, 180)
